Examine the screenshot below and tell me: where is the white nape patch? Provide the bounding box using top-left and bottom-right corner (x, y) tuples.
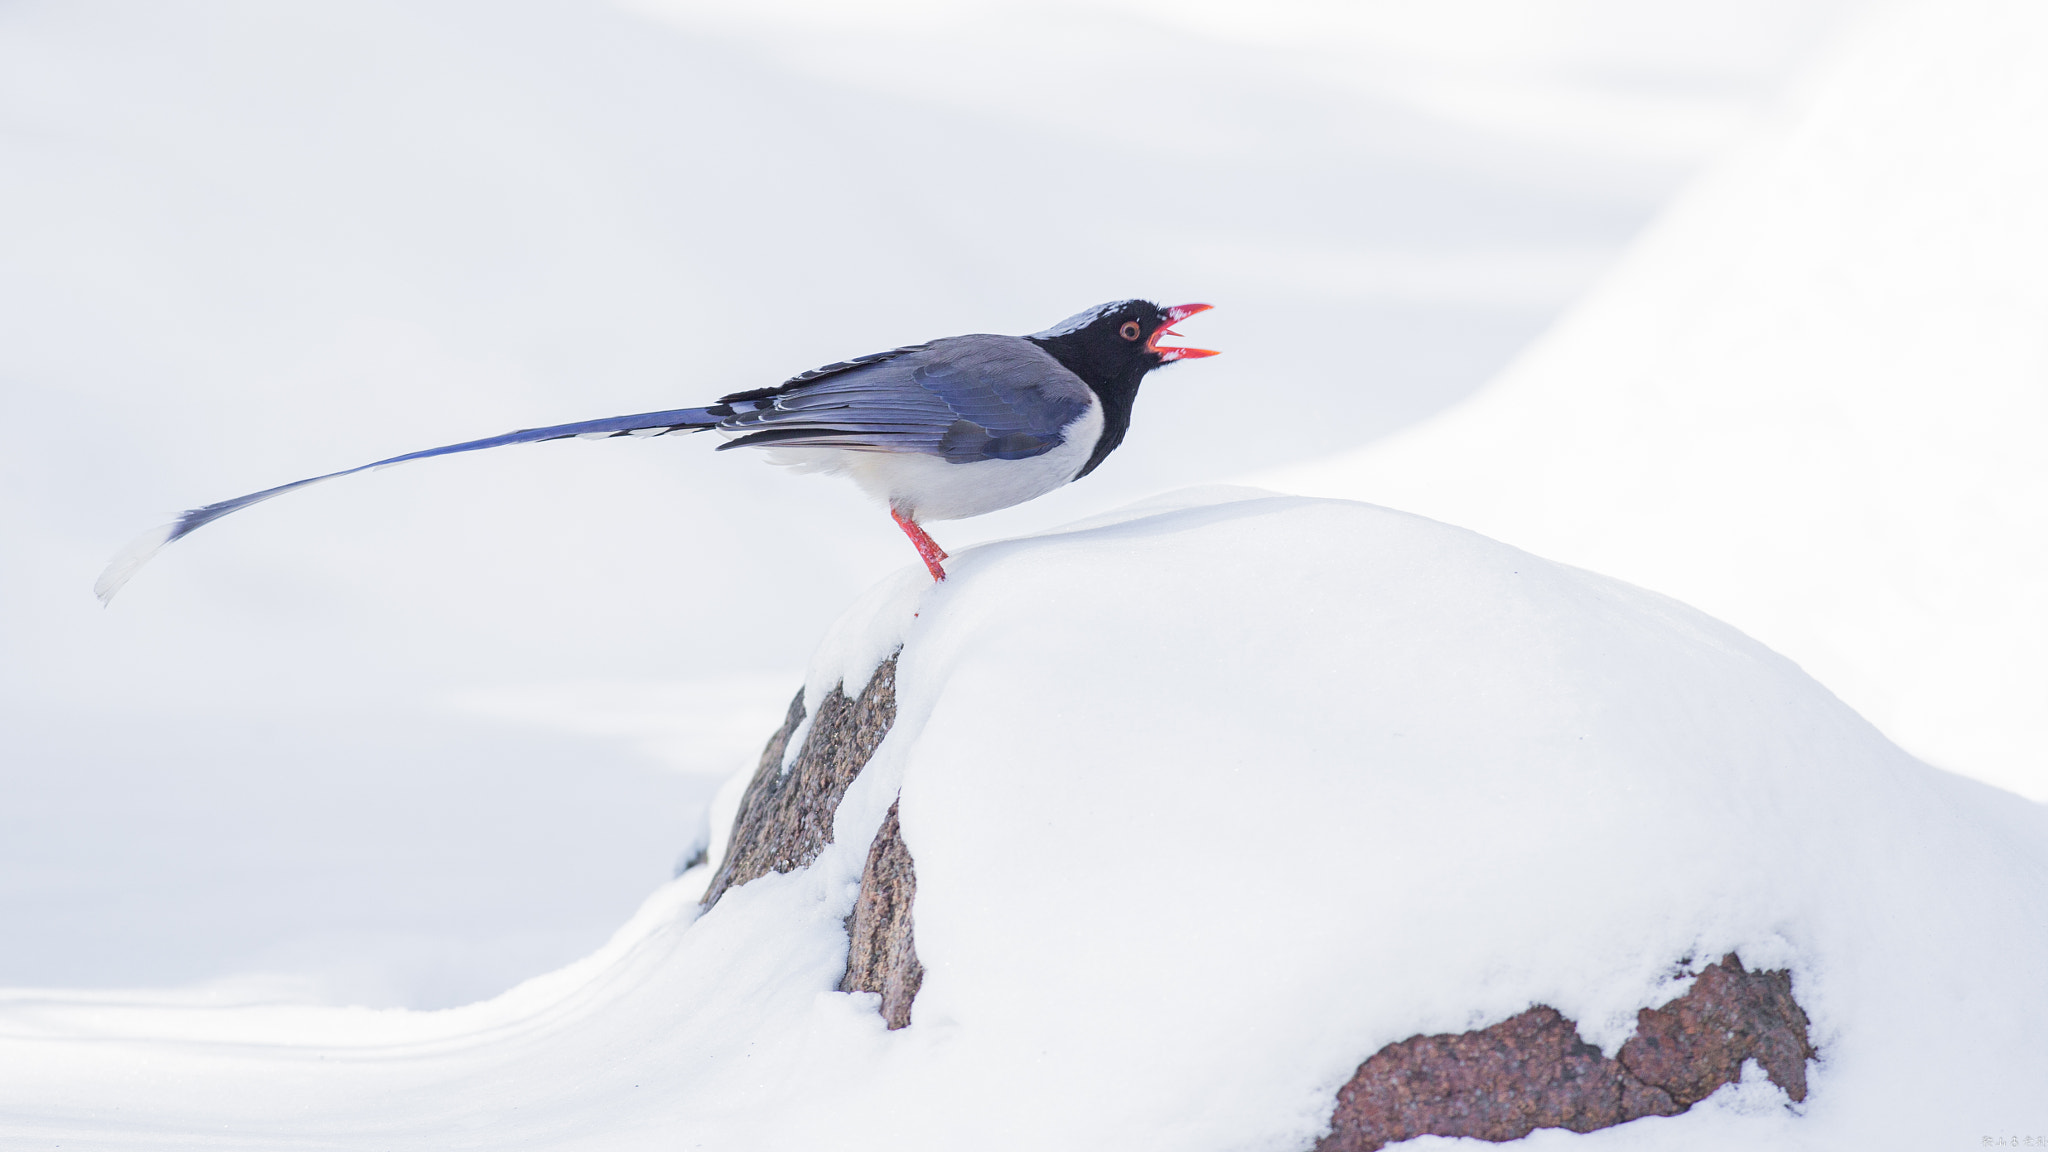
(94, 522), (178, 604)
(1029, 299), (1137, 339)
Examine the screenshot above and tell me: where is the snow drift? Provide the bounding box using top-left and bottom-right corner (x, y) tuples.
(2, 491), (2041, 1148)
(0, 0), (1871, 1003)
(1265, 0), (2048, 799)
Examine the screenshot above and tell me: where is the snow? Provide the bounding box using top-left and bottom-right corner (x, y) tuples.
(0, 0), (1873, 1004)
(5, 1), (2038, 1139)
(5, 491), (2042, 1148)
(1263, 0), (2048, 799)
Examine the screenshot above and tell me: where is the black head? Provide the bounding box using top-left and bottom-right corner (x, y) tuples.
(1023, 300), (1217, 392)
(1024, 299), (1216, 480)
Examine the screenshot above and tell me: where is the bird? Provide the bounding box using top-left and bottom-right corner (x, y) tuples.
(95, 299), (1217, 601)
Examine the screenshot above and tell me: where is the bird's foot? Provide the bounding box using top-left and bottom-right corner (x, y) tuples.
(890, 509), (950, 581)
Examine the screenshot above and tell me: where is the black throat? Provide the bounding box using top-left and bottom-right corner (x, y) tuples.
(1027, 335), (1151, 479)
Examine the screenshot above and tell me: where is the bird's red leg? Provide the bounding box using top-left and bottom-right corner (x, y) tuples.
(890, 508), (950, 581)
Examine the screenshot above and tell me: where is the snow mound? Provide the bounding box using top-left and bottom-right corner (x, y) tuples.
(1263, 0), (2048, 799)
(2, 492), (2042, 1149)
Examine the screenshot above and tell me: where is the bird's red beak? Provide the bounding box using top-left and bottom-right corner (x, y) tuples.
(1148, 303), (1219, 363)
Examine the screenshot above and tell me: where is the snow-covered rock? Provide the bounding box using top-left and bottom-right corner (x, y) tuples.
(1, 492), (2041, 1149)
(1264, 0), (2048, 799)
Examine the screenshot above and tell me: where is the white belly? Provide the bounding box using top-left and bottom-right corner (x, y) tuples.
(754, 403), (1104, 522)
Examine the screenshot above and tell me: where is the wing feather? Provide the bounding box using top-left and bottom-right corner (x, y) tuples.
(711, 336), (1091, 463)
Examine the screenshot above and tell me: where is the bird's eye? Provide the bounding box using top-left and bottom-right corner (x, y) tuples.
(1119, 321), (1142, 341)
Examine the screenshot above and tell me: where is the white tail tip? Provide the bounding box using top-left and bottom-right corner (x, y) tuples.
(95, 523), (178, 605)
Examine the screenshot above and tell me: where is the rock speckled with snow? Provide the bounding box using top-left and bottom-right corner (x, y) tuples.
(700, 655), (899, 910)
(839, 800), (924, 1030)
(1320, 954), (1814, 1150)
(699, 650), (923, 1028)
(1619, 955), (1814, 1108)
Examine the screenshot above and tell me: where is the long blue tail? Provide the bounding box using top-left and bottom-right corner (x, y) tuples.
(96, 405), (721, 604)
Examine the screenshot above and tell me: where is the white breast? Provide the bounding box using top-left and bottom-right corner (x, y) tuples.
(755, 401), (1105, 522)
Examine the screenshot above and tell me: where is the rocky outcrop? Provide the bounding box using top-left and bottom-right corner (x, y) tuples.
(698, 661), (1817, 1109)
(838, 800), (924, 1029)
(1619, 955), (1815, 1107)
(1318, 954), (1815, 1151)
(701, 654), (899, 910)
(699, 651), (926, 1028)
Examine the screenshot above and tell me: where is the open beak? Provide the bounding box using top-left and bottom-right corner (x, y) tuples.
(1148, 303), (1219, 363)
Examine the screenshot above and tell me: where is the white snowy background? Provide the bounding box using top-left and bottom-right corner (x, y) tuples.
(1, 0), (1877, 1010)
(1268, 0), (2048, 804)
(7, 1), (2048, 1147)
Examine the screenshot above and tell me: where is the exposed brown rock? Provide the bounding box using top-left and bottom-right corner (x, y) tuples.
(1319, 1006), (1678, 1151)
(1319, 954), (1814, 1151)
(700, 652), (899, 910)
(1619, 954), (1816, 1107)
(698, 650), (926, 1029)
(839, 799), (924, 1029)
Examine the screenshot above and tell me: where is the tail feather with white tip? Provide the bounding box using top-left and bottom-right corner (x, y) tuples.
(94, 405), (720, 604)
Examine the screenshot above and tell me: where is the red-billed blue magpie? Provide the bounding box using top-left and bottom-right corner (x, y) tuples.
(96, 300), (1216, 600)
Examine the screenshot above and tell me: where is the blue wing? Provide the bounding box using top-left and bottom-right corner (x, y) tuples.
(713, 335), (1092, 463)
(95, 406), (719, 603)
